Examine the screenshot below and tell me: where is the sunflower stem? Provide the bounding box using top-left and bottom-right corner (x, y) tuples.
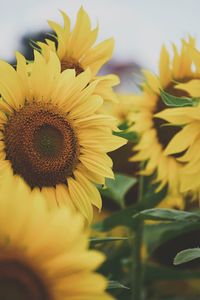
(131, 172), (144, 300)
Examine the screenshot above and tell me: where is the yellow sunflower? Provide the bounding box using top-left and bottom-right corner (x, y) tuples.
(36, 7), (119, 103)
(0, 50), (126, 223)
(154, 45), (200, 196)
(102, 94), (136, 124)
(0, 171), (113, 300)
(129, 37), (198, 199)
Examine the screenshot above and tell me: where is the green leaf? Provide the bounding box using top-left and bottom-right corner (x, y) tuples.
(93, 205), (138, 231)
(133, 208), (200, 222)
(113, 130), (138, 143)
(108, 281), (129, 290)
(174, 248), (200, 265)
(100, 173), (137, 208)
(94, 181), (168, 232)
(160, 89), (199, 107)
(90, 236), (128, 246)
(144, 217), (200, 254)
(139, 180), (167, 209)
(145, 263), (200, 281)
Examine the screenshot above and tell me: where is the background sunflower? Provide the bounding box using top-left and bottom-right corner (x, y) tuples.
(129, 38), (198, 204)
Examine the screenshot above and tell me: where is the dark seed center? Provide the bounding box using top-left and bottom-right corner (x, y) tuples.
(33, 125), (63, 158)
(4, 102), (79, 188)
(0, 259), (51, 300)
(61, 57), (84, 75)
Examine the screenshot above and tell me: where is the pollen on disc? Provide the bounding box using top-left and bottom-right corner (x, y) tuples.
(4, 102), (79, 188)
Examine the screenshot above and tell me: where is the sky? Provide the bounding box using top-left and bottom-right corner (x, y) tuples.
(1, 0), (200, 71)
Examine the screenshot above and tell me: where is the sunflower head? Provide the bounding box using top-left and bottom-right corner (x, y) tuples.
(46, 7), (114, 76)
(0, 172), (113, 300)
(35, 7), (120, 104)
(130, 38), (199, 198)
(103, 94), (136, 124)
(4, 102), (79, 188)
(0, 51), (126, 222)
(153, 44), (200, 197)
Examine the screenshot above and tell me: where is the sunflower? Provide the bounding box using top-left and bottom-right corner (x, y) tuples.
(154, 45), (200, 196)
(129, 37), (198, 198)
(0, 51), (126, 223)
(0, 172), (113, 300)
(103, 94), (136, 124)
(36, 7), (119, 103)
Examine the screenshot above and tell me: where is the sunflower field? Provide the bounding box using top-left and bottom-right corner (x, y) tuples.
(1, 3), (200, 300)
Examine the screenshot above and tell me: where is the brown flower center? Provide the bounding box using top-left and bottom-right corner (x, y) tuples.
(153, 82), (190, 151)
(4, 102), (79, 188)
(61, 57), (84, 75)
(0, 259), (51, 300)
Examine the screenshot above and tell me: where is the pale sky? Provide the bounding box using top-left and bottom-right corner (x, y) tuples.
(1, 0), (200, 71)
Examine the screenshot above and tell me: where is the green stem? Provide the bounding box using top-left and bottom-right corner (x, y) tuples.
(131, 173), (144, 300)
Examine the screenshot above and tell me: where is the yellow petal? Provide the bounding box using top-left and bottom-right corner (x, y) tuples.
(142, 70), (160, 93)
(159, 45), (171, 87)
(164, 122), (200, 155)
(68, 177), (93, 223)
(154, 107), (198, 125)
(68, 7), (92, 57)
(0, 60), (25, 108)
(79, 155), (114, 179)
(81, 38), (114, 76)
(69, 95), (103, 119)
(74, 169), (102, 210)
(176, 79), (200, 97)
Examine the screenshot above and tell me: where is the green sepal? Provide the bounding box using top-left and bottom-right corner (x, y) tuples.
(160, 89), (199, 107)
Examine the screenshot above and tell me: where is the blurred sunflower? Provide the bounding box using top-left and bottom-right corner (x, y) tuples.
(129, 38), (198, 201)
(155, 45), (200, 196)
(37, 7), (119, 103)
(0, 51), (126, 223)
(103, 94), (136, 124)
(0, 173), (113, 300)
